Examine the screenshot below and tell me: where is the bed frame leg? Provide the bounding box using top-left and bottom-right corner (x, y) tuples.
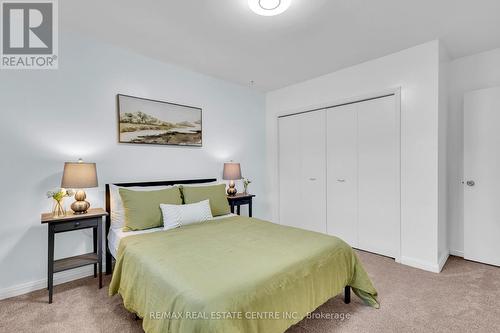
(106, 248), (112, 275)
(344, 286), (351, 304)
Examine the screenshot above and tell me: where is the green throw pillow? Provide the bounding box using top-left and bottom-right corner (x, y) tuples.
(181, 184), (230, 217)
(119, 187), (182, 231)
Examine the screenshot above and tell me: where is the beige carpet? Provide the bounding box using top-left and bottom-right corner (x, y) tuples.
(2, 251), (500, 333)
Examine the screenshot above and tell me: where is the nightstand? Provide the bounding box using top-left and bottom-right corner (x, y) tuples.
(227, 193), (256, 217)
(41, 208), (108, 304)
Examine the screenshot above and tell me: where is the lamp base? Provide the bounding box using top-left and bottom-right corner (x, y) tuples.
(71, 190), (91, 214)
(227, 180), (237, 196)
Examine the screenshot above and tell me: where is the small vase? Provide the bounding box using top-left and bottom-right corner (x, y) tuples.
(52, 199), (66, 218)
(243, 184), (249, 195)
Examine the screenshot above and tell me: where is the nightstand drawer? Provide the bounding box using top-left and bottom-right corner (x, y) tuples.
(236, 198), (252, 205)
(53, 218), (98, 232)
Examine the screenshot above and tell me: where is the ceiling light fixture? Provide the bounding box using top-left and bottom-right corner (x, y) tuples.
(248, 0), (291, 16)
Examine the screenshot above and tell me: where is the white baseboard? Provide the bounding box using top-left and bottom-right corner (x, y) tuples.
(438, 251), (450, 272)
(400, 252), (449, 273)
(400, 256), (441, 273)
(0, 264), (106, 301)
(449, 249), (464, 257)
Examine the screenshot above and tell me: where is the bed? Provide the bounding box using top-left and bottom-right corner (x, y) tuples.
(105, 179), (378, 333)
(107, 212), (237, 258)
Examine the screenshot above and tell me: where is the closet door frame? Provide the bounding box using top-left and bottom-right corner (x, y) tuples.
(277, 88), (402, 263)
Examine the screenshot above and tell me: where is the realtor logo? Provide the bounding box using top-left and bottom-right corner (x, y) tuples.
(1, 0), (58, 69)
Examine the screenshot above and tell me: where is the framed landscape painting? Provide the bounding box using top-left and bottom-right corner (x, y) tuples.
(117, 94), (202, 146)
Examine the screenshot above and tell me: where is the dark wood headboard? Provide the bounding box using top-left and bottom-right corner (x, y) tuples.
(104, 178), (217, 274)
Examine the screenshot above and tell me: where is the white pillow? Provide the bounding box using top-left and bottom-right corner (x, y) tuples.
(179, 180), (224, 187)
(109, 184), (173, 230)
(160, 200), (213, 230)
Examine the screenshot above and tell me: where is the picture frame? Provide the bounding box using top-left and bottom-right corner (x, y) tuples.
(117, 94), (202, 147)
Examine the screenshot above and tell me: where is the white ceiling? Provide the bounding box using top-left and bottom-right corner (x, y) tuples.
(62, 0), (500, 91)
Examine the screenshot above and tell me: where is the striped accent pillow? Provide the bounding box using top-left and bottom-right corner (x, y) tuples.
(160, 200), (213, 230)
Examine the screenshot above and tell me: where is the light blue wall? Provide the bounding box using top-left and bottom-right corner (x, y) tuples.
(0, 31), (266, 297)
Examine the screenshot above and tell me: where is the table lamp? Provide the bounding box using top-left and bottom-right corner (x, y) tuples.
(223, 162), (242, 196)
(61, 159), (98, 214)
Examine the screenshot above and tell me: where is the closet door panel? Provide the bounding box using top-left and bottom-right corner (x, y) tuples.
(278, 116), (301, 229)
(326, 104), (358, 247)
(357, 96), (399, 258)
(299, 110), (327, 233)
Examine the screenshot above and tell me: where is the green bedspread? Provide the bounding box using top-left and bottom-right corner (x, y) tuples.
(109, 216), (378, 333)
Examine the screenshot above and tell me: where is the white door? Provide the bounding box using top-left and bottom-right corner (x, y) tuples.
(279, 111), (327, 233)
(298, 110), (327, 233)
(357, 96), (399, 258)
(279, 115), (301, 230)
(464, 86), (500, 266)
(326, 104), (358, 247)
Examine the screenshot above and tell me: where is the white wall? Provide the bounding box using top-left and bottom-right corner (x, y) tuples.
(438, 43), (450, 269)
(447, 47), (500, 256)
(266, 41), (443, 272)
(0, 31), (266, 299)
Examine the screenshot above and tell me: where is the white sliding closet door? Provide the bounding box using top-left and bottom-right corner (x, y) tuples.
(280, 94), (400, 259)
(279, 115), (301, 229)
(279, 111), (327, 233)
(357, 96), (399, 258)
(326, 104), (358, 247)
(300, 111), (327, 233)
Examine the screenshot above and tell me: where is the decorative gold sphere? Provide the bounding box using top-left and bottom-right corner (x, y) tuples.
(74, 190), (87, 201)
(72, 190), (91, 214)
(71, 200), (90, 214)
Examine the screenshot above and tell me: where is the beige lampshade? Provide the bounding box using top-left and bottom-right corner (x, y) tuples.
(61, 162), (98, 189)
(223, 162), (242, 180)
